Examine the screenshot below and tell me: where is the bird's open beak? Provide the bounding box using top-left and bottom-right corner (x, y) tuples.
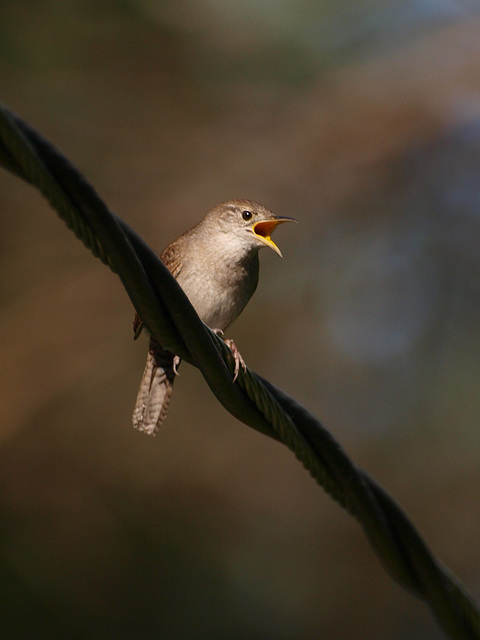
(251, 216), (297, 257)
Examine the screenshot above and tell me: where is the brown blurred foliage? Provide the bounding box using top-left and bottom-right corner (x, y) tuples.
(1, 1), (480, 638)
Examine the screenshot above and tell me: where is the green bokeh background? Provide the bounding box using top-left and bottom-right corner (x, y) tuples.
(1, 1), (480, 638)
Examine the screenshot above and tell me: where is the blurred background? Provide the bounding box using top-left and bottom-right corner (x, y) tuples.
(1, 1), (480, 638)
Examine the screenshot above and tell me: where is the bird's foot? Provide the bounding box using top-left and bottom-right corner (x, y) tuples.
(212, 329), (246, 381)
(225, 338), (247, 382)
(172, 355), (181, 376)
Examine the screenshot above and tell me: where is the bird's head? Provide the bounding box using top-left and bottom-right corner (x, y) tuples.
(205, 200), (296, 258)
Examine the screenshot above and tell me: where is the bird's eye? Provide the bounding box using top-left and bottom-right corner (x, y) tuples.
(242, 210), (253, 221)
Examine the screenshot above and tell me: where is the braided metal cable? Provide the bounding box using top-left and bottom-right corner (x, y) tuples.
(0, 102), (479, 639)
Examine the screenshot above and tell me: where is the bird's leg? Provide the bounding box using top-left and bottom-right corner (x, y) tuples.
(213, 329), (247, 382)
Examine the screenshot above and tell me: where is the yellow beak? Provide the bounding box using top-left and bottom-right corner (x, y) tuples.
(251, 217), (297, 257)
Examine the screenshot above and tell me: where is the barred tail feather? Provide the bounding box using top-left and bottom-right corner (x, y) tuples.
(132, 340), (178, 435)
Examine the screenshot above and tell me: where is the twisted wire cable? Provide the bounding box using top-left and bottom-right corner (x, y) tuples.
(0, 103), (478, 639)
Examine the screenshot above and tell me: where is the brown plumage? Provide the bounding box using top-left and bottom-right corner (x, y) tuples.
(132, 199), (295, 435)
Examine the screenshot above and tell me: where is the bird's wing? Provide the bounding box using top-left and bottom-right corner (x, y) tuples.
(160, 240), (184, 279)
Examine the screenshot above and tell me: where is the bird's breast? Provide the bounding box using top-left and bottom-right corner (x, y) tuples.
(175, 253), (259, 331)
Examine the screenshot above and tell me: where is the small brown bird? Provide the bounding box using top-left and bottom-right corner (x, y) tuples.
(132, 199), (296, 435)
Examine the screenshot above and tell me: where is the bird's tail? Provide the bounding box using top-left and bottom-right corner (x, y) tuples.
(132, 339), (180, 435)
